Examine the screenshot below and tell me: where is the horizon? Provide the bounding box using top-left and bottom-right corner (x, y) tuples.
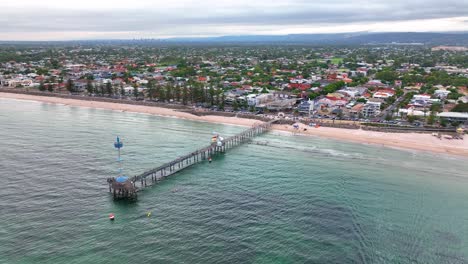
(1, 31), (468, 43)
(2, 0), (468, 41)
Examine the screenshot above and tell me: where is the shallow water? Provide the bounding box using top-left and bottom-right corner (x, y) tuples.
(1, 98), (468, 264)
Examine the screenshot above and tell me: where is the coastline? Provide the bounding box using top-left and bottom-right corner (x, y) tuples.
(2, 92), (467, 157)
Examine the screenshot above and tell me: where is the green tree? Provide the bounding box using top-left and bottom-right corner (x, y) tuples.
(86, 80), (94, 94)
(209, 86), (215, 106)
(407, 115), (419, 123)
(133, 84), (139, 99)
(66, 79), (74, 93)
(427, 111), (437, 125)
(182, 86), (189, 105)
(165, 85), (173, 102)
(147, 81), (155, 100)
(106, 82), (113, 97)
(39, 81), (46, 92)
(120, 84), (125, 97)
(452, 103), (468, 112)
(174, 85), (181, 102)
(385, 113), (393, 121)
(233, 100), (239, 111)
(219, 92), (225, 110)
(375, 70), (398, 83)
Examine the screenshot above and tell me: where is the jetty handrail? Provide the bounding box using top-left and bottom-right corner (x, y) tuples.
(131, 120), (276, 185)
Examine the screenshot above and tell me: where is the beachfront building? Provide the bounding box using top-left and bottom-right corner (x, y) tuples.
(362, 99), (382, 118)
(297, 100), (314, 114)
(438, 112), (468, 123)
(265, 99), (297, 111)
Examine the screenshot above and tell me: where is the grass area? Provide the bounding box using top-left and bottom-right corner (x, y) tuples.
(331, 58), (344, 64)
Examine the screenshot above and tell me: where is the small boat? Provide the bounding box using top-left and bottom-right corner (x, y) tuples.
(109, 213), (115, 220)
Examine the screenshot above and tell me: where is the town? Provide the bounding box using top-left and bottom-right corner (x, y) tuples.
(1, 43), (468, 128)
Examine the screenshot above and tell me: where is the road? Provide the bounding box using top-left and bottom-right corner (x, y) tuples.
(378, 92), (407, 121)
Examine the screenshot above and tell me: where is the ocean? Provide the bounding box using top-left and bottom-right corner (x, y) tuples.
(1, 98), (468, 264)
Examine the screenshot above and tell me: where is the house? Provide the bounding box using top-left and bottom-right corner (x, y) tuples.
(288, 83), (311, 91)
(350, 103), (365, 117)
(399, 107), (427, 117)
(373, 89), (395, 99)
(413, 94), (431, 101)
(434, 89), (451, 98)
(272, 91), (295, 99)
(338, 86), (368, 98)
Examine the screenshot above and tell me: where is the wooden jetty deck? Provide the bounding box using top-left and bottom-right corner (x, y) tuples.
(108, 120), (276, 199)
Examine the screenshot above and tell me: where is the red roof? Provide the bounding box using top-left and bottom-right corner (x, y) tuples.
(288, 83), (311, 91)
(377, 88), (395, 94)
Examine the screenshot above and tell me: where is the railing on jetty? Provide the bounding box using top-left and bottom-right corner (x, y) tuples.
(108, 120), (276, 199)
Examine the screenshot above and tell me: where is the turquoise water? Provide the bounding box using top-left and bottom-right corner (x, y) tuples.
(1, 98), (468, 264)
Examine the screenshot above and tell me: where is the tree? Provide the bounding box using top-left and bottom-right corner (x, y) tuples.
(452, 103), (468, 112)
(165, 84), (173, 102)
(375, 70), (398, 83)
(133, 84), (139, 99)
(86, 80), (94, 95)
(39, 81), (46, 91)
(407, 115), (419, 123)
(385, 113), (393, 121)
(233, 100), (239, 111)
(308, 93), (319, 100)
(47, 84), (53, 92)
(219, 92), (225, 110)
(106, 82), (113, 97)
(182, 86), (189, 105)
(97, 84), (104, 96)
(66, 79), (74, 93)
(209, 86), (215, 106)
(147, 81), (155, 100)
(321, 81), (345, 95)
(120, 84), (125, 98)
(427, 111), (437, 125)
(174, 85), (181, 102)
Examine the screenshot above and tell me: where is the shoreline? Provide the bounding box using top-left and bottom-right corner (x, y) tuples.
(1, 92), (467, 157)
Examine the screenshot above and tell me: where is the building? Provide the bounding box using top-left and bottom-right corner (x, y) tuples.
(297, 100), (314, 114)
(438, 112), (468, 122)
(361, 99), (382, 118)
(431, 46), (468, 52)
(434, 89), (451, 98)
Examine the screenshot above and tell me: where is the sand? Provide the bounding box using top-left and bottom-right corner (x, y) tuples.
(2, 92), (467, 157)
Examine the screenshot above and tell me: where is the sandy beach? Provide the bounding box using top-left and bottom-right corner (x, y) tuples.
(2, 92), (467, 157)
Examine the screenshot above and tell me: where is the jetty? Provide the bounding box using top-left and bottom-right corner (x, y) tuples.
(107, 120), (276, 200)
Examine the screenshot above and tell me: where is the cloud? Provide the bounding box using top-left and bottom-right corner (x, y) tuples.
(1, 0), (467, 40)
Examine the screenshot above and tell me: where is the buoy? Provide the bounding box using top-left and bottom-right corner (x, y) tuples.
(109, 213), (115, 220)
(208, 157), (212, 163)
(147, 212), (152, 217)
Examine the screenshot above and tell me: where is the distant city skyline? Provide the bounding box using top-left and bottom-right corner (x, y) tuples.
(2, 0), (468, 40)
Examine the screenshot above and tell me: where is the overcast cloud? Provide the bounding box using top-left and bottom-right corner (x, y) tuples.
(1, 0), (467, 40)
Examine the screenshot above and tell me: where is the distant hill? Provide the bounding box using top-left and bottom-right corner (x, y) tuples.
(163, 32), (468, 45)
(1, 32), (468, 46)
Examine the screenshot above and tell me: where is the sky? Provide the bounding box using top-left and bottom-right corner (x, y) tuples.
(1, 0), (468, 40)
